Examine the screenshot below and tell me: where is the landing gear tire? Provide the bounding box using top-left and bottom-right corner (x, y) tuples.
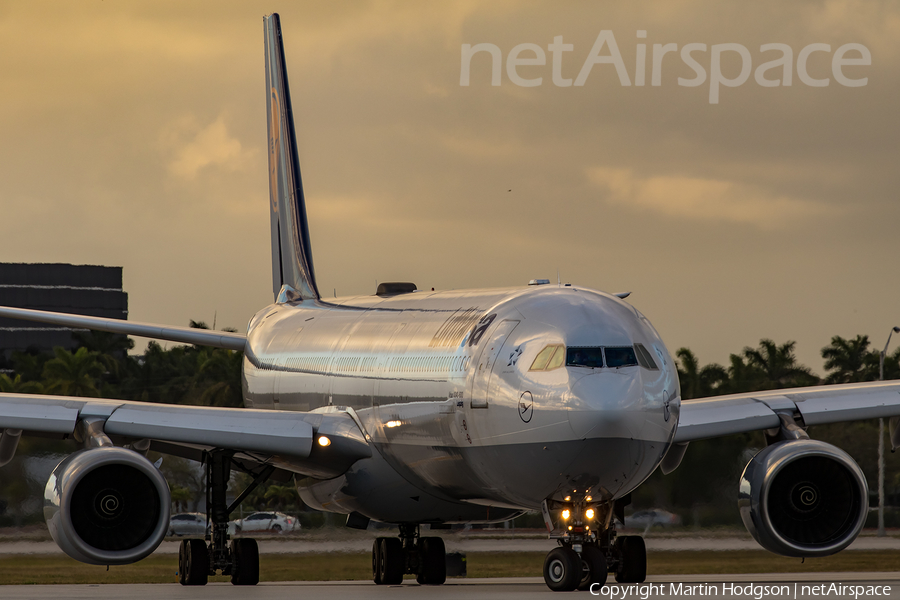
(372, 538), (384, 584)
(416, 536), (446, 585)
(543, 546), (581, 592)
(577, 544), (608, 590)
(615, 536), (647, 584)
(179, 539), (209, 586)
(230, 538), (259, 586)
(378, 537), (404, 585)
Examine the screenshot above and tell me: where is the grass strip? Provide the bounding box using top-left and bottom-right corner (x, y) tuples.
(1, 550), (899, 585)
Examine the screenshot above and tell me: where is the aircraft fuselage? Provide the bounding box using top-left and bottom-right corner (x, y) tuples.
(242, 284), (680, 523)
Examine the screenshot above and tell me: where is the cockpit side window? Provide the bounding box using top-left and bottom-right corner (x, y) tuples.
(529, 344), (565, 371)
(565, 347), (604, 368)
(605, 346), (638, 368)
(546, 345), (565, 370)
(634, 343), (659, 370)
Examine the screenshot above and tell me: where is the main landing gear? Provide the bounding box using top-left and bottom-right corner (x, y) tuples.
(542, 498), (647, 591)
(178, 451), (274, 586)
(372, 524), (447, 585)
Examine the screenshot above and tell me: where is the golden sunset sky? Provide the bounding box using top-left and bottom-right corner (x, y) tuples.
(1, 1), (897, 373)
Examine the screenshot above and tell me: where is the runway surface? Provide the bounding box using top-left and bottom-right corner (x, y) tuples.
(2, 574), (900, 600)
(5, 535), (900, 555)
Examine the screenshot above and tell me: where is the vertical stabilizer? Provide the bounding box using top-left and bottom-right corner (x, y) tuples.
(264, 13), (319, 302)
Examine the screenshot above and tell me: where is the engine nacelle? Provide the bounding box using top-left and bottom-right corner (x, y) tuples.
(739, 439), (867, 557)
(44, 447), (170, 565)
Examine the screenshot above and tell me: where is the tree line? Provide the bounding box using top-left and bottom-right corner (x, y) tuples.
(638, 335), (900, 528)
(0, 329), (899, 528)
(677, 335), (900, 400)
(0, 323), (242, 407)
(0, 322), (280, 526)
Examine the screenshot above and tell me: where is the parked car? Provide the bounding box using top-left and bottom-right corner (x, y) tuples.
(624, 509), (682, 529)
(229, 512), (299, 534)
(168, 513), (208, 536)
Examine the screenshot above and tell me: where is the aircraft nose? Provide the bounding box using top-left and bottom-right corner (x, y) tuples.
(567, 370), (646, 439)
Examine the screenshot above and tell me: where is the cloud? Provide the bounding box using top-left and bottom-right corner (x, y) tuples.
(166, 115), (255, 180)
(585, 166), (839, 229)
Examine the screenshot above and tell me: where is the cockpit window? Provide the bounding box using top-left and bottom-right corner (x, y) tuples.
(529, 345), (565, 371)
(605, 346), (638, 368)
(634, 343), (659, 370)
(566, 347), (604, 368)
(546, 345), (565, 370)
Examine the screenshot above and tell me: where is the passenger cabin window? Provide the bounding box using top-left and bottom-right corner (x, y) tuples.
(566, 347), (604, 368)
(529, 345), (565, 371)
(605, 346), (638, 368)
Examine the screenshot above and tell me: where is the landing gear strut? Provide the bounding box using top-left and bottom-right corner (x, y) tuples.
(178, 450), (273, 586)
(541, 498), (646, 591)
(372, 524), (446, 585)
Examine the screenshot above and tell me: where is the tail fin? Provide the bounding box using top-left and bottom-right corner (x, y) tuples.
(264, 13), (319, 302)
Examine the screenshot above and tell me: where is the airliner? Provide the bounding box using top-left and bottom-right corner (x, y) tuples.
(1, 13), (899, 592)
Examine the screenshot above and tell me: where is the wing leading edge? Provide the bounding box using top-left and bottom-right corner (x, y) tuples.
(0, 392), (371, 479)
(0, 305), (246, 351)
(675, 380), (900, 443)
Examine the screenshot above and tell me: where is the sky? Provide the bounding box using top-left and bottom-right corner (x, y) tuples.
(0, 0), (898, 374)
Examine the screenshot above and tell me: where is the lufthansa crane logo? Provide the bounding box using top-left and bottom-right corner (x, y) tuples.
(519, 391), (534, 423)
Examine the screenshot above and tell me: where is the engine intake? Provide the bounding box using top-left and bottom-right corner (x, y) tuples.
(739, 439), (867, 557)
(44, 447), (170, 565)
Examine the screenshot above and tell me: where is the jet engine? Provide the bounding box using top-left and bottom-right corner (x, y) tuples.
(44, 447), (170, 565)
(739, 439), (867, 557)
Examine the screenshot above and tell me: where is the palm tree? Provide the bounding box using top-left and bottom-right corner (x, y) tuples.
(264, 484), (299, 512)
(72, 330), (135, 379)
(171, 485), (192, 513)
(884, 347), (900, 380)
(42, 347), (105, 397)
(10, 350), (50, 384)
(821, 335), (879, 384)
(195, 348), (243, 408)
(741, 339), (818, 390)
(675, 348), (727, 399)
(0, 373), (44, 394)
(721, 353), (766, 394)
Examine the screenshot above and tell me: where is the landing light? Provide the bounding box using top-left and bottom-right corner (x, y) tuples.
(585, 508), (595, 520)
(561, 509), (570, 520)
(386, 420), (402, 428)
(317, 436), (331, 447)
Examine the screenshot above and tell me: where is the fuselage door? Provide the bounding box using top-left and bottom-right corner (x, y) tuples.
(470, 319), (519, 409)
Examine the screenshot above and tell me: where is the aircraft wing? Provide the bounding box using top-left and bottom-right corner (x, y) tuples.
(0, 306), (246, 350)
(675, 380), (900, 443)
(0, 392), (371, 479)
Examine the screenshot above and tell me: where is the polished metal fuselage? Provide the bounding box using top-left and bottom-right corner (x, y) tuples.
(242, 284), (681, 524)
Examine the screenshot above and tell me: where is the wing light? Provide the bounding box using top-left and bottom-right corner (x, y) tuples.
(317, 436), (331, 447)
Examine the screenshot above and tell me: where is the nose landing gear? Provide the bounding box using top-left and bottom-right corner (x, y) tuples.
(372, 523), (447, 585)
(541, 498), (647, 591)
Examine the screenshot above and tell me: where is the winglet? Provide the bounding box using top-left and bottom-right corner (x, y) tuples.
(264, 13), (319, 302)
